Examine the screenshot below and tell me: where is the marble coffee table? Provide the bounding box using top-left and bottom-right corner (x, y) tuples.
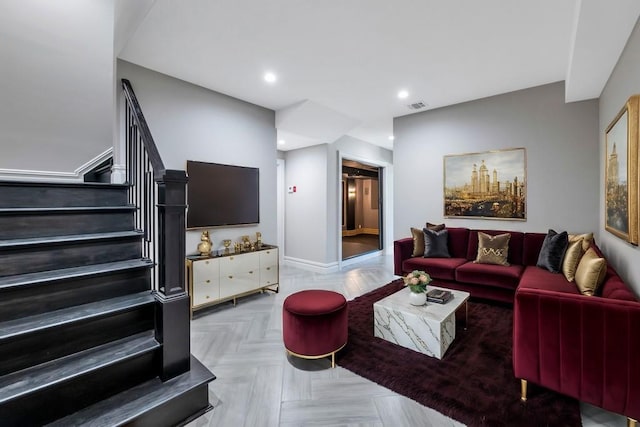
(373, 286), (470, 359)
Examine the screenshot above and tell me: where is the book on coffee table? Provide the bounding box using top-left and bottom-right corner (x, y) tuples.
(426, 289), (453, 304)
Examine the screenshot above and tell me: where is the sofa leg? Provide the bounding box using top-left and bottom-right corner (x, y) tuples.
(629, 417), (637, 427)
(520, 379), (527, 402)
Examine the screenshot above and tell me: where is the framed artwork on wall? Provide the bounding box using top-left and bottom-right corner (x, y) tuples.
(605, 95), (639, 245)
(443, 147), (526, 220)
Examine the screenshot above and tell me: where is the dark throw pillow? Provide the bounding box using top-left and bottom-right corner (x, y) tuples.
(423, 228), (450, 258)
(537, 229), (569, 274)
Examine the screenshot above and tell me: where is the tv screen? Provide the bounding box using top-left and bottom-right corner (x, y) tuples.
(186, 160), (259, 228)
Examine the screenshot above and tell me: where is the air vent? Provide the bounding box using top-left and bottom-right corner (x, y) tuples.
(407, 101), (427, 110)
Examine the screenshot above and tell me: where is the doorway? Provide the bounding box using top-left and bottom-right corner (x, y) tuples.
(341, 159), (382, 260)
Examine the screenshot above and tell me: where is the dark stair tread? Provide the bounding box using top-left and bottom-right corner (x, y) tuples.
(0, 181), (130, 189)
(0, 331), (158, 404)
(0, 291), (155, 340)
(0, 206), (136, 215)
(0, 230), (143, 249)
(46, 356), (215, 427)
(0, 259), (154, 290)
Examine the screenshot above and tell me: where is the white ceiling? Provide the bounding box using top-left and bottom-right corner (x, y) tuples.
(119, 0), (640, 151)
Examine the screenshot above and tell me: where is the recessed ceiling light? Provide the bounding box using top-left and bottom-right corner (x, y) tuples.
(397, 90), (409, 99)
(264, 72), (277, 83)
(388, 135), (395, 141)
(278, 139), (286, 145)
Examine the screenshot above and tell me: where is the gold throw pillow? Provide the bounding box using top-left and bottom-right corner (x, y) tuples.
(569, 233), (594, 252)
(410, 227), (425, 257)
(574, 248), (607, 296)
(474, 232), (510, 266)
(562, 238), (584, 282)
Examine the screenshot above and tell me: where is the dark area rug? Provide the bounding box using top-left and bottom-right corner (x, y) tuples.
(336, 279), (582, 427)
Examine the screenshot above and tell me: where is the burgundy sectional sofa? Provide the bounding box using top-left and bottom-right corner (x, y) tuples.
(394, 228), (640, 424)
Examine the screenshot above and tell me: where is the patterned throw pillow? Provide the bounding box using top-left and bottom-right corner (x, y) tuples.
(474, 232), (510, 266)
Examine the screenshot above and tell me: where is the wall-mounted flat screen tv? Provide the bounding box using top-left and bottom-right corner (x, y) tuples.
(186, 160), (259, 229)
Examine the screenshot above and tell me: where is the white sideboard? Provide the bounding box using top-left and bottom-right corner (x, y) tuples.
(186, 246), (279, 314)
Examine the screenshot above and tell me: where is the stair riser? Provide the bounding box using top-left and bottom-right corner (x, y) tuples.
(0, 350), (158, 426)
(0, 184), (128, 208)
(0, 211), (135, 239)
(0, 238), (142, 277)
(0, 269), (151, 322)
(0, 304), (155, 376)
(131, 383), (213, 427)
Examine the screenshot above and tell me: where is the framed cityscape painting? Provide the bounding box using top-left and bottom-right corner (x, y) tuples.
(443, 148), (526, 220)
(605, 95), (638, 245)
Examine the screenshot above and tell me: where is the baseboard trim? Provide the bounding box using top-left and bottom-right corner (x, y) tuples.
(0, 148), (113, 182)
(284, 256), (340, 273)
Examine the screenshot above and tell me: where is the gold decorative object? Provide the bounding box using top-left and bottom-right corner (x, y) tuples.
(242, 235), (251, 251)
(223, 239), (232, 254)
(234, 242), (242, 253)
(256, 232), (262, 248)
(197, 231), (212, 256)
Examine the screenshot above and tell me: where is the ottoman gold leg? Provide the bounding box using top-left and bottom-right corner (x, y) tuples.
(629, 417), (637, 427)
(520, 379), (527, 402)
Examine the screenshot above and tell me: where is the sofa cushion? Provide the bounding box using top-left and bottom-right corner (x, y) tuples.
(522, 233), (546, 266)
(467, 230), (524, 265)
(426, 222), (445, 232)
(575, 248), (607, 296)
(456, 262), (524, 290)
(446, 227), (470, 258)
(402, 257), (467, 281)
(569, 232), (594, 252)
(519, 266), (581, 294)
(600, 273), (638, 301)
(536, 229), (569, 274)
(423, 228), (450, 258)
(410, 227), (425, 257)
(474, 232), (510, 266)
(561, 238), (584, 282)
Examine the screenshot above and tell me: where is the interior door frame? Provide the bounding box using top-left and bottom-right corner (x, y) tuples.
(337, 151), (393, 269)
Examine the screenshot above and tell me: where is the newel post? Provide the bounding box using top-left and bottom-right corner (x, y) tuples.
(155, 169), (190, 380)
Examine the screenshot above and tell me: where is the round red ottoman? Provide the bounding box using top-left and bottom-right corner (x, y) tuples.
(282, 289), (348, 368)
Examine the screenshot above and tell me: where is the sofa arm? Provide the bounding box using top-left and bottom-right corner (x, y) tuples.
(513, 287), (640, 420)
(393, 238), (414, 276)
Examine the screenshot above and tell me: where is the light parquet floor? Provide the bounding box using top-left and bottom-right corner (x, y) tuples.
(187, 254), (626, 427)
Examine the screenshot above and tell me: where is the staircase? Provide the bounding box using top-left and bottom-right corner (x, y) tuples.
(0, 79), (215, 426)
(0, 181), (214, 426)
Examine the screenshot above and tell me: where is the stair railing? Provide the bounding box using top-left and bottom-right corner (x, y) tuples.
(121, 79), (190, 379)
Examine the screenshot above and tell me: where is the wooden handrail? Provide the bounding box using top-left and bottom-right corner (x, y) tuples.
(121, 79), (165, 179)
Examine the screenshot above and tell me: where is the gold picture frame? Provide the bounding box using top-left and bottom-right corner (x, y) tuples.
(443, 148), (526, 220)
(605, 95), (639, 245)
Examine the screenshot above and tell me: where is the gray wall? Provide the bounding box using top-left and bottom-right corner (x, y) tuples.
(283, 136), (393, 268)
(599, 18), (640, 295)
(394, 81), (599, 239)
(0, 0), (114, 173)
(284, 144), (329, 265)
(117, 60), (277, 254)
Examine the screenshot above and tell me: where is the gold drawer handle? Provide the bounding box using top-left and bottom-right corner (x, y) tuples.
(228, 275), (233, 279)
(230, 257), (234, 260)
(266, 267), (271, 270)
(205, 261), (209, 265)
(206, 295), (210, 299)
(249, 271), (254, 274)
(206, 280), (210, 283)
